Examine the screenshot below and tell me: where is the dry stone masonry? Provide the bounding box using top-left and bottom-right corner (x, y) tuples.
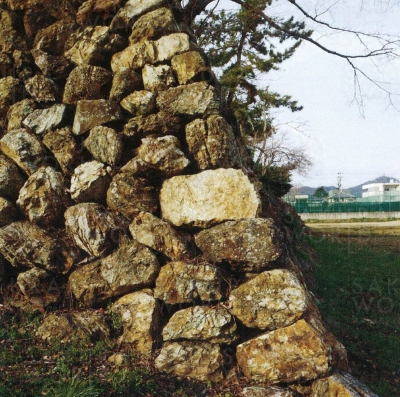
(0, 1), (379, 396)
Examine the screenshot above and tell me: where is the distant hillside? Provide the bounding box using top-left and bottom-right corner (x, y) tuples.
(290, 176), (399, 198)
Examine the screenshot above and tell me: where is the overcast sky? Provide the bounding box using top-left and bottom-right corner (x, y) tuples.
(260, 0), (400, 189)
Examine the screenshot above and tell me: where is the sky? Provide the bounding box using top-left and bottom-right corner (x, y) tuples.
(255, 0), (400, 189)
(211, 0), (400, 188)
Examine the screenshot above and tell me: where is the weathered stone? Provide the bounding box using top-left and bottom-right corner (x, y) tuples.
(142, 64), (176, 92)
(76, 0), (123, 26)
(109, 68), (143, 101)
(33, 20), (75, 55)
(0, 129), (49, 176)
(236, 320), (330, 384)
(122, 135), (189, 177)
(111, 289), (161, 355)
(0, 9), (20, 31)
(64, 202), (125, 258)
(120, 90), (156, 116)
(155, 341), (223, 382)
(171, 51), (210, 85)
(186, 115), (241, 169)
(70, 160), (111, 203)
(23, 7), (55, 38)
(229, 269), (308, 330)
(195, 218), (283, 272)
(7, 99), (36, 132)
(160, 169), (261, 228)
(24, 75), (59, 102)
(64, 26), (105, 66)
(63, 65), (112, 104)
(42, 127), (81, 174)
(72, 99), (122, 135)
(69, 239), (159, 307)
(154, 261), (222, 304)
(107, 174), (158, 219)
(65, 25), (126, 66)
(5, 0), (42, 11)
(123, 112), (182, 138)
(111, 40), (155, 71)
(0, 77), (23, 118)
(84, 126), (123, 166)
(0, 197), (18, 227)
(0, 154), (26, 199)
(107, 353), (131, 368)
(157, 82), (219, 117)
(110, 0), (167, 31)
(36, 311), (109, 343)
(129, 7), (178, 44)
(17, 166), (67, 226)
(129, 212), (189, 260)
(12, 50), (34, 81)
(163, 306), (237, 344)
(154, 33), (192, 63)
(0, 29), (28, 53)
(0, 53), (13, 78)
(31, 49), (71, 79)
(242, 387), (295, 397)
(23, 104), (67, 134)
(310, 373), (379, 397)
(17, 267), (60, 310)
(0, 221), (76, 273)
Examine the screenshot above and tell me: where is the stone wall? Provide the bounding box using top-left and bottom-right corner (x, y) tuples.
(0, 0), (379, 395)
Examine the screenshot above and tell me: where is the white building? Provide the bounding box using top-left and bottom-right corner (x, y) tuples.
(361, 179), (400, 201)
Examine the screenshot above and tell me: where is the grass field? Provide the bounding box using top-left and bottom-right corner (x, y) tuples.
(306, 224), (400, 396)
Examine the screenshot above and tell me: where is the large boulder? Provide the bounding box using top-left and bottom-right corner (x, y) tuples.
(162, 306), (238, 344)
(111, 289), (161, 355)
(154, 261), (222, 304)
(69, 239), (159, 306)
(17, 166), (68, 226)
(160, 169), (261, 228)
(236, 320), (330, 384)
(155, 341), (224, 382)
(64, 203), (126, 258)
(0, 221), (78, 273)
(107, 174), (158, 219)
(129, 212), (190, 260)
(229, 269), (308, 330)
(195, 218), (284, 272)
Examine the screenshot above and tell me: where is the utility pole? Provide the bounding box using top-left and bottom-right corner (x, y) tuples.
(337, 172), (343, 202)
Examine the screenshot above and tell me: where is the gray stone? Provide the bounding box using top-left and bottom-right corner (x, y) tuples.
(195, 218), (284, 272)
(0, 129), (49, 176)
(154, 261), (222, 304)
(0, 154), (26, 200)
(236, 320), (330, 384)
(7, 99), (36, 132)
(84, 126), (123, 166)
(129, 212), (189, 260)
(17, 166), (67, 226)
(72, 99), (122, 135)
(229, 269), (308, 330)
(64, 202), (125, 258)
(163, 306), (237, 344)
(160, 169), (261, 228)
(107, 173), (158, 220)
(155, 341), (224, 382)
(121, 135), (189, 177)
(156, 82), (219, 117)
(69, 239), (159, 306)
(23, 104), (67, 135)
(63, 65), (112, 104)
(70, 160), (111, 203)
(111, 289), (161, 355)
(142, 64), (176, 92)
